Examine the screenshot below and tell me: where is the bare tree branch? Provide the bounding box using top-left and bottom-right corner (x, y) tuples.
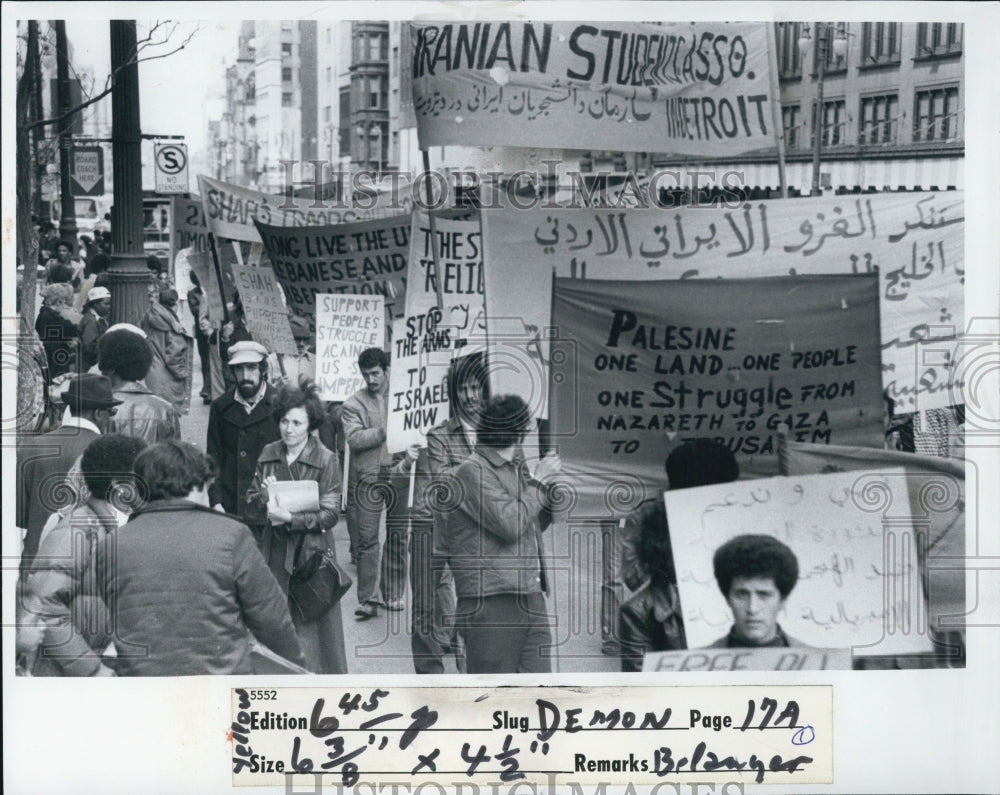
(24, 21), (198, 132)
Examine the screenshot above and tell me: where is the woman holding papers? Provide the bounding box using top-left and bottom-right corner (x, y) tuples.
(247, 378), (347, 673)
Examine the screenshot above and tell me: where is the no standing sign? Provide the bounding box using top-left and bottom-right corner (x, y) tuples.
(154, 142), (189, 194)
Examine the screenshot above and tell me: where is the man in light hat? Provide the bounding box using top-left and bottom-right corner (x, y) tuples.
(206, 341), (279, 523)
(16, 374), (122, 569)
(78, 286), (111, 372)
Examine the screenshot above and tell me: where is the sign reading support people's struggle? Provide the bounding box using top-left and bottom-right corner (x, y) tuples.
(410, 21), (777, 155)
(255, 216), (411, 327)
(315, 294), (385, 402)
(548, 276), (883, 517)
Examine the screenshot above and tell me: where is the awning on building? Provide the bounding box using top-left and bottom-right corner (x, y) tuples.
(698, 157), (964, 192)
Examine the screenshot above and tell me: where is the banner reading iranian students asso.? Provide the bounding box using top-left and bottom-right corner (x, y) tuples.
(386, 317), (454, 454)
(483, 192), (964, 415)
(197, 174), (414, 243)
(410, 21), (776, 155)
(229, 264), (297, 356)
(255, 215), (410, 329)
(406, 211), (485, 346)
(315, 294), (385, 402)
(548, 276), (883, 517)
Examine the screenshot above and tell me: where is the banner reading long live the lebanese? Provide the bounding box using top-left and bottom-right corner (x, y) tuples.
(483, 191), (964, 414)
(549, 275), (884, 517)
(255, 215), (411, 327)
(410, 21), (777, 155)
(198, 175), (412, 243)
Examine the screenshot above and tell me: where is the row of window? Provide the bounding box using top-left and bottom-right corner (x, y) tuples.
(777, 22), (963, 78)
(782, 86), (961, 148)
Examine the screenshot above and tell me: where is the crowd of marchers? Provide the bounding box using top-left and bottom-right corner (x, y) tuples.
(17, 317), (815, 676)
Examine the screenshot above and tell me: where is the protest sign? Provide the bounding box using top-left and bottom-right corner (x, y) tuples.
(256, 215), (410, 326)
(482, 192), (964, 413)
(548, 275), (884, 515)
(230, 264), (298, 355)
(197, 175), (413, 243)
(406, 211), (485, 346)
(665, 469), (935, 656)
(386, 317), (454, 454)
(778, 436), (965, 636)
(187, 250), (227, 323)
(171, 194), (210, 264)
(643, 647), (852, 673)
(315, 294), (385, 402)
(410, 21), (776, 156)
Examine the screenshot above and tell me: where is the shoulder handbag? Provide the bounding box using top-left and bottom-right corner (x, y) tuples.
(288, 533), (353, 624)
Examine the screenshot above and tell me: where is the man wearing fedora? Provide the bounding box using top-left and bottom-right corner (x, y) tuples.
(16, 374), (122, 570)
(206, 341), (280, 524)
(77, 286), (111, 372)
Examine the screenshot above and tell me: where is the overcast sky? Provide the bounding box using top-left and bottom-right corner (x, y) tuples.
(65, 19), (240, 155)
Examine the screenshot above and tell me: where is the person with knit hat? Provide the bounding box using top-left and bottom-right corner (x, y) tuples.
(78, 286), (111, 372)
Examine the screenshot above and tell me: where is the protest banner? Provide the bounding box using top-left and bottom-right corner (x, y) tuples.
(482, 191), (964, 413)
(406, 211), (485, 347)
(665, 468), (935, 656)
(548, 275), (884, 515)
(186, 250), (227, 323)
(410, 21), (776, 156)
(255, 215), (410, 327)
(643, 647), (852, 673)
(171, 194), (209, 261)
(197, 174), (413, 243)
(778, 436), (965, 636)
(230, 264), (298, 355)
(386, 317), (454, 454)
(315, 294), (385, 402)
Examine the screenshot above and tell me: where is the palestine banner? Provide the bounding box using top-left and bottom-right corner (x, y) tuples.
(548, 275), (884, 517)
(255, 215), (411, 329)
(410, 21), (776, 155)
(483, 192), (964, 414)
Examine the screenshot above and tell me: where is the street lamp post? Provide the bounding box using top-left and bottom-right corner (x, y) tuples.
(54, 21), (78, 245)
(799, 23), (850, 197)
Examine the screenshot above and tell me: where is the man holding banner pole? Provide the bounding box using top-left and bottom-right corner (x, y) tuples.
(342, 348), (415, 620)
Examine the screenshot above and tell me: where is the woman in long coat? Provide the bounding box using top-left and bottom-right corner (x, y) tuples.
(140, 287), (193, 416)
(247, 379), (348, 674)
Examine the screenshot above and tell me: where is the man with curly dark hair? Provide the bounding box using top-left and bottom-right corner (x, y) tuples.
(708, 534), (801, 648)
(98, 327), (180, 442)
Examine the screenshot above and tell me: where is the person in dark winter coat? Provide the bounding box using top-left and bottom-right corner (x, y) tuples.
(20, 435), (146, 676)
(96, 441), (306, 675)
(206, 341), (280, 521)
(247, 379), (347, 674)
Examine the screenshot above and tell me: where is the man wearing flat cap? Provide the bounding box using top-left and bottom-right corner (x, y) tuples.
(78, 286), (111, 372)
(16, 374), (122, 569)
(206, 341), (279, 524)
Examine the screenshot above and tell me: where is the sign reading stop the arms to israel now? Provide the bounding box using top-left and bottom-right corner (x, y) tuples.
(665, 468), (934, 656)
(255, 215), (410, 325)
(315, 294), (385, 402)
(230, 264), (297, 356)
(410, 21), (776, 155)
(547, 275), (884, 516)
(483, 191), (964, 413)
(197, 175), (413, 243)
(230, 685), (832, 786)
(386, 317), (453, 454)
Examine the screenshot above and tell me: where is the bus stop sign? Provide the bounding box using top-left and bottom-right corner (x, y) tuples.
(70, 147), (104, 196)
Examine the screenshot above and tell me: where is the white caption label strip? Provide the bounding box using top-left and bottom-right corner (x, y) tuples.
(230, 686), (832, 787)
